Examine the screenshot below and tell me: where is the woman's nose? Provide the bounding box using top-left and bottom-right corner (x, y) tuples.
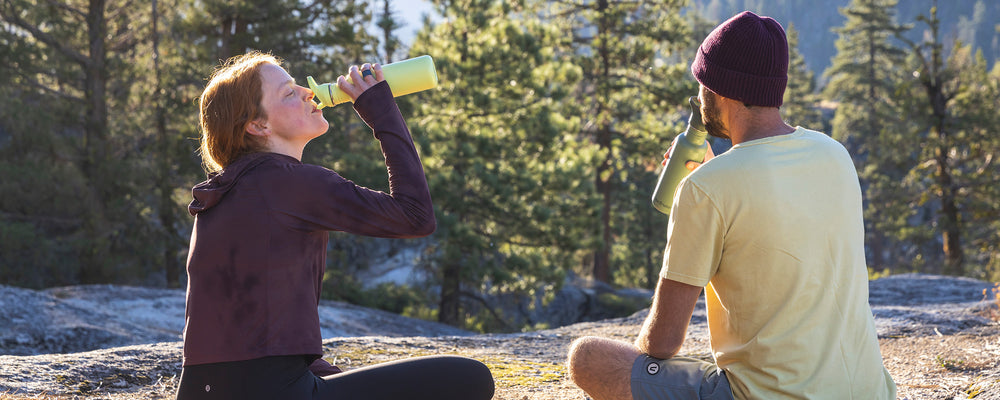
(301, 85), (315, 101)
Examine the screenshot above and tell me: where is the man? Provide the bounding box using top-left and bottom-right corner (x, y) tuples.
(566, 11), (896, 400)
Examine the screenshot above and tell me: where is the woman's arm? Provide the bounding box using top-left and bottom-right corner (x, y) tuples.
(261, 80), (434, 238)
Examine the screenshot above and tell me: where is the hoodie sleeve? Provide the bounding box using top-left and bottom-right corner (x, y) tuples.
(258, 82), (435, 238)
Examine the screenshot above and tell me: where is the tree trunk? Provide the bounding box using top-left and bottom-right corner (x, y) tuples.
(592, 0), (612, 283)
(219, 16), (247, 60)
(152, 0), (181, 288)
(438, 261), (461, 326)
(380, 0), (397, 63)
(922, 23), (964, 275)
(593, 133), (611, 283)
(80, 0), (111, 283)
(934, 127), (963, 275)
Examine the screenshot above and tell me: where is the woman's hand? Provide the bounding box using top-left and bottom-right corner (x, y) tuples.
(337, 63), (384, 102)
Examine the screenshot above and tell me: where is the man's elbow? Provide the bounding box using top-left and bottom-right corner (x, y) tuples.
(646, 346), (681, 360)
(636, 335), (683, 360)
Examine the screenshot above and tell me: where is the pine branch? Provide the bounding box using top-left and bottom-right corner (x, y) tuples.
(0, 0), (91, 67)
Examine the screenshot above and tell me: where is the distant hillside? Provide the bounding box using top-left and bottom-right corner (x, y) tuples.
(690, 0), (1000, 79)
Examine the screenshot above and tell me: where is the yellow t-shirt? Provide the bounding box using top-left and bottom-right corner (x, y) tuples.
(661, 128), (896, 399)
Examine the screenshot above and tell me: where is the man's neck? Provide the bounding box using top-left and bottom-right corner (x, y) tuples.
(727, 106), (796, 144)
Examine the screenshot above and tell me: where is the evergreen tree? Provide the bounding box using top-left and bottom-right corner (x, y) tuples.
(175, 0), (374, 72)
(969, 61), (1000, 280)
(948, 51), (1000, 281)
(782, 23), (824, 130)
(542, 0), (695, 285)
(895, 3), (1000, 276)
(0, 0), (380, 288)
(408, 0), (585, 329)
(897, 4), (963, 274)
(375, 0), (404, 63)
(823, 0), (911, 273)
(146, 0), (205, 287)
(0, 0), (165, 284)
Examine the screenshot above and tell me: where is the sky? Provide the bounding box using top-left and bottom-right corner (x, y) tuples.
(385, 0), (437, 48)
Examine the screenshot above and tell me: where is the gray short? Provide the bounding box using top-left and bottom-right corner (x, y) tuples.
(630, 355), (734, 400)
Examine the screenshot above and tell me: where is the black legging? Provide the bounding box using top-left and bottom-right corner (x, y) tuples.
(176, 355), (495, 400)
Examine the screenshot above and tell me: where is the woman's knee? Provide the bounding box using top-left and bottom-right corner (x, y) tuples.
(455, 357), (495, 396)
(320, 355), (494, 400)
(425, 356), (495, 399)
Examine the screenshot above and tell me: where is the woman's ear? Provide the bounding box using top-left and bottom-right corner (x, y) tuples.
(246, 119), (269, 137)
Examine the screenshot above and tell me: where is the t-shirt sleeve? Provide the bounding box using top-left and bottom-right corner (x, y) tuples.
(659, 177), (725, 287)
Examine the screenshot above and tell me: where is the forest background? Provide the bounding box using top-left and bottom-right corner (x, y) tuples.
(1, 0), (998, 333)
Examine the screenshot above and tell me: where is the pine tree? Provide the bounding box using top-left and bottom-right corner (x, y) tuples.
(823, 0), (911, 273)
(408, 0), (585, 329)
(0, 0), (382, 287)
(151, 0), (186, 287)
(375, 0), (404, 63)
(970, 61), (1000, 280)
(782, 23), (824, 130)
(0, 0), (164, 284)
(948, 51), (1000, 280)
(895, 2), (1000, 276)
(542, 0), (694, 285)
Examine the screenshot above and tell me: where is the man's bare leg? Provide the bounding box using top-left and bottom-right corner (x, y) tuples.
(566, 336), (642, 400)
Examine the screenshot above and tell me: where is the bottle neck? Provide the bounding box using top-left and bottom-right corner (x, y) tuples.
(684, 126), (708, 146)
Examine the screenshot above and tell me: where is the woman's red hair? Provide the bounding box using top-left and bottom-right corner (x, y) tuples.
(198, 51), (282, 172)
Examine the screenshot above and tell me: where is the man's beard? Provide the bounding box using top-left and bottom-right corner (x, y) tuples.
(701, 92), (731, 140)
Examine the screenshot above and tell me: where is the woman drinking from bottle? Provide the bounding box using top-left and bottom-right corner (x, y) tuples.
(176, 51), (494, 400)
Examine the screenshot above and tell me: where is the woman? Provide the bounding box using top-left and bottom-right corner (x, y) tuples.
(177, 51), (494, 400)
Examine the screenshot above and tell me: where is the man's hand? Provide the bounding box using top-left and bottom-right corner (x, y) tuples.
(661, 140), (717, 172)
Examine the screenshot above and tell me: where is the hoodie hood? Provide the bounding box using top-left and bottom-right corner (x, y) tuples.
(188, 153), (282, 216)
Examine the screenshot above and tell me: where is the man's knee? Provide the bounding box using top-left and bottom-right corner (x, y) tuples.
(566, 336), (640, 399)
(567, 336), (606, 379)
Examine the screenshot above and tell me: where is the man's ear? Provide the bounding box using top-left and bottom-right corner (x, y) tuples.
(246, 119), (269, 137)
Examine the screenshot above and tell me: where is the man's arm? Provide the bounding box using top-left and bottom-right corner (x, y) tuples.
(634, 277), (703, 359)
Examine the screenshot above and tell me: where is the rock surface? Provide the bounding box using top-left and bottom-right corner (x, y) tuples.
(0, 284), (470, 357)
(0, 274), (997, 399)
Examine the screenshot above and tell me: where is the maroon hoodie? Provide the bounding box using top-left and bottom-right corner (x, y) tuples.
(183, 82), (434, 367)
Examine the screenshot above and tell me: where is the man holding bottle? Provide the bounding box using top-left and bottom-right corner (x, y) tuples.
(566, 11), (896, 400)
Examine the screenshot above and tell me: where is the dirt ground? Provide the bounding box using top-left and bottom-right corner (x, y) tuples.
(1, 274), (998, 399)
(880, 329), (1000, 400)
(1, 321), (997, 399)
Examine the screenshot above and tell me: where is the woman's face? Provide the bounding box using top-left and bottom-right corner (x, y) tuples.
(255, 63), (330, 147)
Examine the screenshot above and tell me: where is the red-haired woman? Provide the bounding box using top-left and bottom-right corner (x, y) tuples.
(176, 51), (494, 400)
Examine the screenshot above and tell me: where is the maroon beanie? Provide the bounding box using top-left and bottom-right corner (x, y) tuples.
(691, 11), (788, 107)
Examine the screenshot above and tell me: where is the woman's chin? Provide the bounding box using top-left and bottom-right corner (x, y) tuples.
(314, 120), (331, 135)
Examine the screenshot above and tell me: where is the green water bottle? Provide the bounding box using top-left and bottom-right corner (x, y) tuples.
(306, 55), (439, 109)
(651, 96), (709, 215)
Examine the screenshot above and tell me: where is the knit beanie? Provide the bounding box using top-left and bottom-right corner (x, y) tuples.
(691, 11), (788, 107)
